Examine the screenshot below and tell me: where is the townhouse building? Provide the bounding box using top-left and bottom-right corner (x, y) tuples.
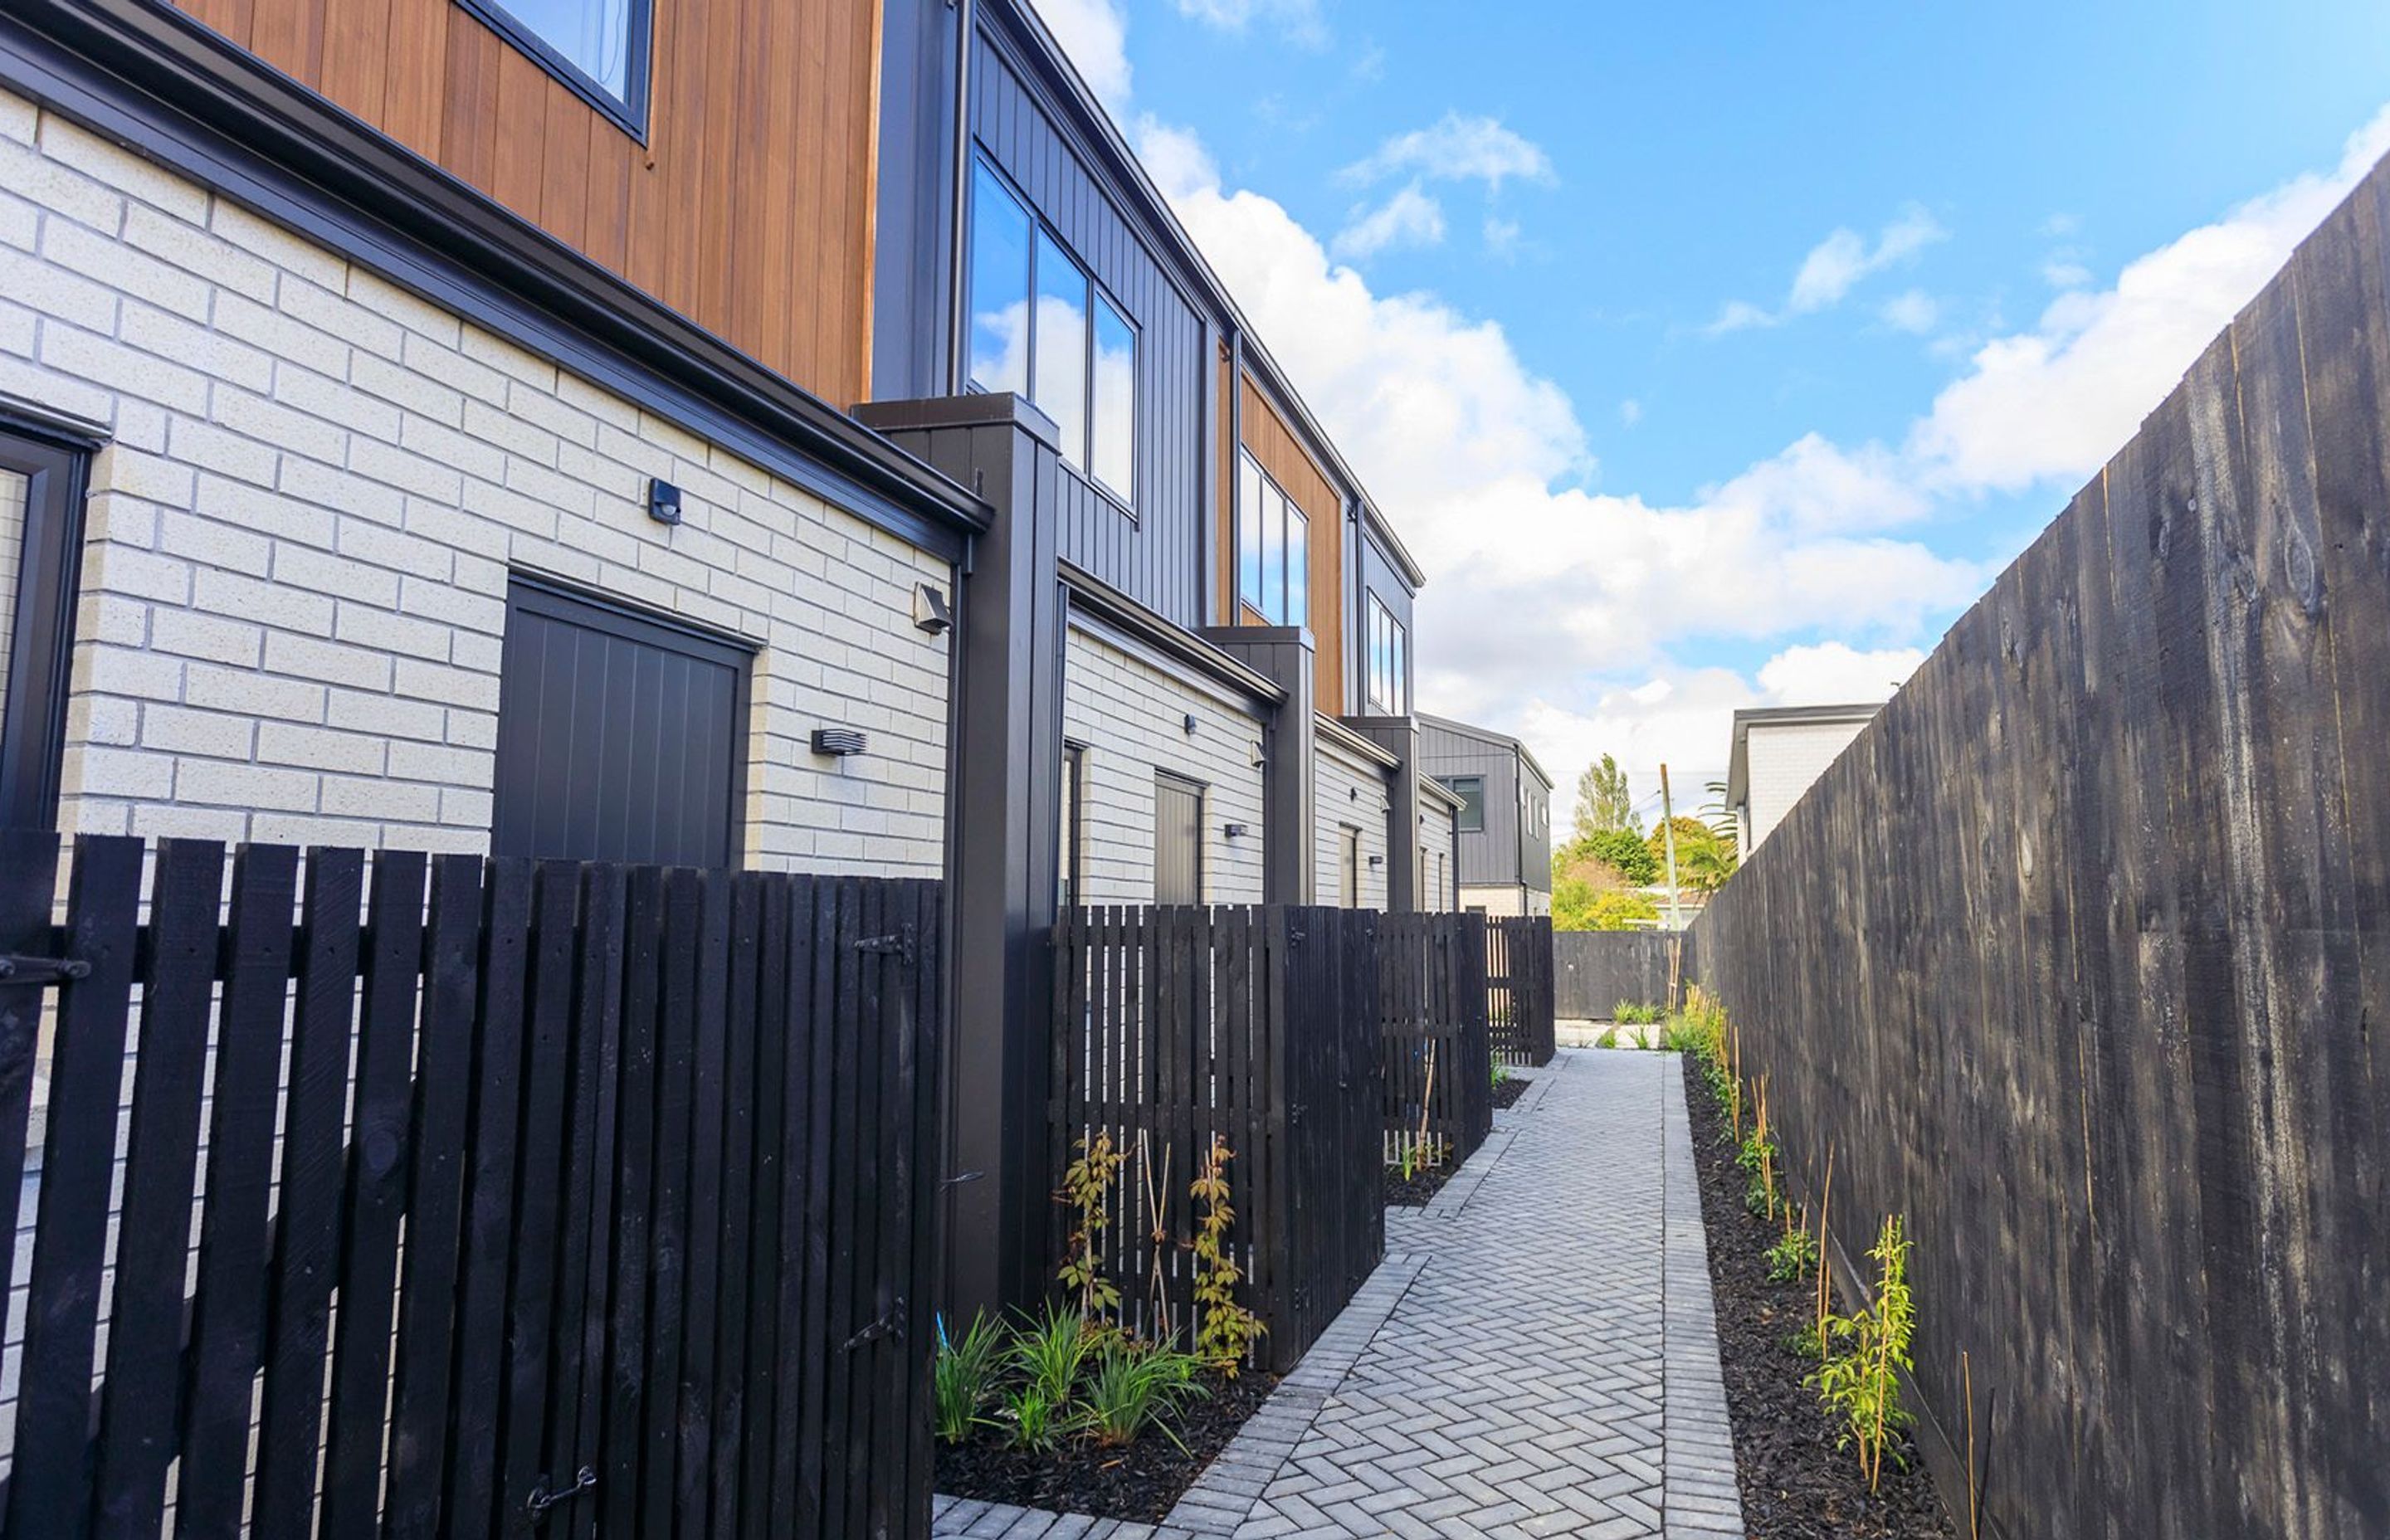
(1419, 713), (1554, 918)
(0, 0), (1447, 1316)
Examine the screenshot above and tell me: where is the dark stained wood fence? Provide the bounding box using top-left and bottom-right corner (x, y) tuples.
(1552, 930), (1681, 1020)
(1689, 158), (2390, 1540)
(0, 831), (942, 1540)
(1050, 905), (1383, 1372)
(1485, 917), (1555, 1065)
(1379, 912), (1490, 1170)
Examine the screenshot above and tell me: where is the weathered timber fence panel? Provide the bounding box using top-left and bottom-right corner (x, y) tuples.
(1689, 158), (2390, 1540)
(1379, 912), (1491, 1170)
(1051, 905), (1383, 1372)
(1486, 916), (1555, 1065)
(1553, 930), (1681, 1019)
(0, 832), (943, 1540)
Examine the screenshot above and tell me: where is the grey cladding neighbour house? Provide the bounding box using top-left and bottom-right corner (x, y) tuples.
(1418, 714), (1554, 912)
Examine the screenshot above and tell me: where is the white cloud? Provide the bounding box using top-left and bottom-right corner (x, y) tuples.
(1331, 183), (1446, 261)
(1880, 289), (1939, 334)
(1710, 205), (1948, 334)
(1755, 641), (1924, 704)
(1173, 0), (1325, 44)
(1028, 0), (1132, 107)
(1342, 112), (1556, 192)
(1483, 216), (1522, 261)
(1618, 398), (1643, 426)
(2041, 257), (2092, 289)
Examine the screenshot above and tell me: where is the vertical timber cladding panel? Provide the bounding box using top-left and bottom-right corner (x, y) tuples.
(1689, 161), (2390, 1540)
(971, 27), (1207, 621)
(1236, 377), (1346, 705)
(1552, 931), (1677, 1019)
(168, 0), (880, 404)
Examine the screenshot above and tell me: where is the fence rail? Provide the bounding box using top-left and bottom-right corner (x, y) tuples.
(0, 831), (941, 1540)
(1049, 905), (1382, 1372)
(1379, 912), (1490, 1170)
(1486, 917), (1556, 1065)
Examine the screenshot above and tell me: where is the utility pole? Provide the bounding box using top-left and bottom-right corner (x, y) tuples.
(1658, 763), (1683, 933)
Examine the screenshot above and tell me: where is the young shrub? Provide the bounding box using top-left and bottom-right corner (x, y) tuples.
(1809, 1214), (1917, 1491)
(1766, 1221), (1820, 1284)
(1190, 1135), (1266, 1374)
(933, 1312), (1007, 1444)
(1593, 1025), (1622, 1050)
(1002, 1382), (1065, 1452)
(1491, 1060), (1510, 1090)
(1057, 1132), (1126, 1323)
(1075, 1334), (1208, 1448)
(1011, 1301), (1096, 1412)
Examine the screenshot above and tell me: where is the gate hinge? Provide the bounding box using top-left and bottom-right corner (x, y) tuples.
(524, 1466), (597, 1523)
(853, 927), (917, 966)
(0, 954), (90, 989)
(845, 1296), (907, 1350)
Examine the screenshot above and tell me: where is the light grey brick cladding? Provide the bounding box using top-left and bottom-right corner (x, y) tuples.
(1421, 795), (1458, 910)
(1061, 626), (1266, 905)
(1313, 730), (1389, 909)
(0, 88), (953, 875)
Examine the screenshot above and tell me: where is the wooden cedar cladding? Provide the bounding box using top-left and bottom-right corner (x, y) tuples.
(1232, 372), (1345, 712)
(168, 0), (881, 408)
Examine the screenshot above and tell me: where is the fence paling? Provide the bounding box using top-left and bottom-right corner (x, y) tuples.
(0, 833), (940, 1540)
(1379, 913), (1492, 1171)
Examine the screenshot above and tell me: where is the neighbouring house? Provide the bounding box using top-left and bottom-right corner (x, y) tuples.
(0, 0), (1444, 1319)
(1419, 714), (1554, 918)
(1724, 702), (1884, 856)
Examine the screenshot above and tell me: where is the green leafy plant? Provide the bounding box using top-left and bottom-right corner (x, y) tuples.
(1810, 1215), (1916, 1491)
(1491, 1060), (1510, 1090)
(1613, 1000), (1666, 1026)
(1010, 1302), (1096, 1412)
(1191, 1135), (1266, 1373)
(933, 1312), (1007, 1444)
(1075, 1334), (1208, 1448)
(1057, 1132), (1126, 1322)
(1002, 1382), (1065, 1452)
(1766, 1221), (1820, 1284)
(1593, 1025), (1622, 1050)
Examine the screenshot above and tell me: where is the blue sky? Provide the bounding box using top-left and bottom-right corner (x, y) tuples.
(1036, 0), (2390, 826)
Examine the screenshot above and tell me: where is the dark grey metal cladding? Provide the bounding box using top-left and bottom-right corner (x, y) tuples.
(869, 0), (962, 403)
(1419, 719), (1523, 889)
(968, 22), (1211, 626)
(855, 392), (1066, 1326)
(1200, 626), (1316, 905)
(1357, 522), (1417, 709)
(490, 576), (752, 870)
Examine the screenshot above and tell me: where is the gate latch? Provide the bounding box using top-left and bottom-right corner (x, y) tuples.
(0, 954), (90, 989)
(524, 1466), (598, 1523)
(854, 927), (917, 966)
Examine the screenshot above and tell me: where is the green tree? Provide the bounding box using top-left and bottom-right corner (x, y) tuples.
(1556, 829), (1657, 887)
(1554, 884), (1660, 931)
(1647, 815), (1739, 894)
(1571, 754), (1641, 841)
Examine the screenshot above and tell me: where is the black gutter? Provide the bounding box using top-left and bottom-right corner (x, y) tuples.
(0, 0), (993, 557)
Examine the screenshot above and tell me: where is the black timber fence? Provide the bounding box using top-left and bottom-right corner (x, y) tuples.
(0, 831), (943, 1540)
(1379, 912), (1490, 1171)
(1485, 916), (1555, 1066)
(1050, 905), (1383, 1372)
(1552, 930), (1684, 1020)
(1690, 154), (2390, 1540)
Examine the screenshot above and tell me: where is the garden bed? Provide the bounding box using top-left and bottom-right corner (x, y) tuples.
(1491, 1073), (1529, 1110)
(1682, 1051), (1957, 1539)
(935, 1367), (1277, 1522)
(1383, 1160), (1456, 1207)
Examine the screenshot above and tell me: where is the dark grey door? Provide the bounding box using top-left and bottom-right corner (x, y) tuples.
(1154, 772), (1203, 904)
(492, 576), (753, 868)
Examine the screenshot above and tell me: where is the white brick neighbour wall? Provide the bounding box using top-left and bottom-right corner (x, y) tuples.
(0, 90), (951, 876)
(1314, 732), (1388, 909)
(1460, 884), (1525, 918)
(1744, 719), (1871, 854)
(1062, 627), (1265, 905)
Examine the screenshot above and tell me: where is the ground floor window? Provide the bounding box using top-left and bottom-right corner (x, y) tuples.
(491, 574), (754, 867)
(1154, 771), (1204, 904)
(1060, 743), (1085, 910)
(0, 425), (88, 830)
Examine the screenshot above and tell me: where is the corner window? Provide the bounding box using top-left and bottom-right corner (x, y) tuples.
(968, 158), (1139, 507)
(1442, 776), (1485, 833)
(1366, 592), (1407, 714)
(0, 425), (89, 830)
(1236, 451), (1308, 627)
(456, 0), (651, 136)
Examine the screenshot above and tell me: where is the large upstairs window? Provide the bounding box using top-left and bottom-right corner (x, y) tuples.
(1365, 592), (1407, 715)
(458, 0), (651, 135)
(1236, 451), (1307, 627)
(1441, 775), (1485, 833)
(968, 158), (1138, 506)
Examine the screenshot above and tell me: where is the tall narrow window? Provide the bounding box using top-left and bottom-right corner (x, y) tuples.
(456, 0), (651, 134)
(1091, 300), (1136, 502)
(1032, 231), (1090, 470)
(1366, 592), (1408, 714)
(1059, 743), (1085, 911)
(0, 426), (87, 830)
(1237, 456), (1264, 614)
(1236, 451), (1309, 626)
(968, 163), (1032, 397)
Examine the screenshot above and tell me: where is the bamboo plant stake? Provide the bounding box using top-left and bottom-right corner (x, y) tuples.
(1417, 1040), (1439, 1166)
(1815, 1143), (1836, 1350)
(1964, 1349), (1979, 1539)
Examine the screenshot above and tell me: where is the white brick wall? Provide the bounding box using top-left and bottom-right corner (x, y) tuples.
(1421, 799), (1458, 911)
(1314, 732), (1389, 909)
(1, 90), (950, 876)
(1744, 718), (1871, 854)
(1062, 627), (1266, 904)
(1460, 883), (1524, 918)
(0, 466), (21, 727)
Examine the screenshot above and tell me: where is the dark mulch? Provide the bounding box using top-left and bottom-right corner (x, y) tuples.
(934, 1367), (1278, 1522)
(1491, 1073), (1530, 1110)
(1383, 1151), (1462, 1206)
(1682, 1052), (1958, 1540)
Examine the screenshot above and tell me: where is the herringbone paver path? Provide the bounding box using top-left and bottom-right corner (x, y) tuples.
(934, 1050), (1741, 1540)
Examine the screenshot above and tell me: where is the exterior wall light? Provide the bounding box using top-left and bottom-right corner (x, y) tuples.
(1183, 713), (1198, 735)
(811, 728), (868, 757)
(647, 478), (681, 526)
(1223, 822), (1250, 839)
(1250, 740), (1266, 768)
(913, 582), (953, 635)
(1368, 854), (1385, 868)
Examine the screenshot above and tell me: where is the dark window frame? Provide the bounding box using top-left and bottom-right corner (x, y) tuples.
(1235, 449), (1308, 627)
(1441, 775), (1486, 834)
(965, 151), (1141, 516)
(1365, 592), (1407, 714)
(0, 418), (93, 831)
(491, 572), (755, 867)
(453, 0), (655, 142)
(1059, 741), (1085, 912)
